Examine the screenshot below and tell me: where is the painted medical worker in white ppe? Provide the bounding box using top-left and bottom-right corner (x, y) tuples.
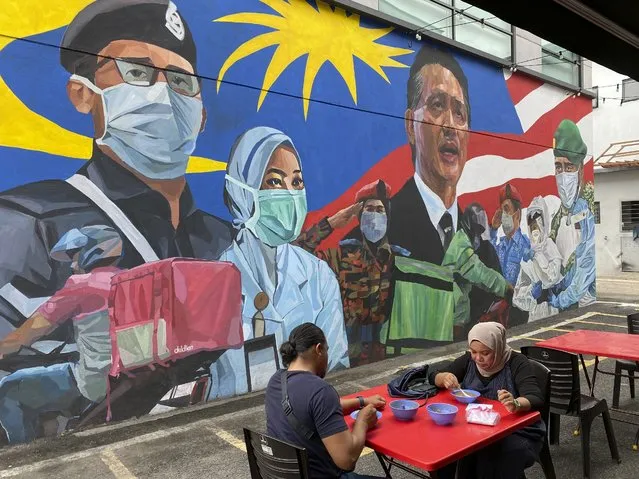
(209, 127), (349, 399)
(513, 196), (562, 321)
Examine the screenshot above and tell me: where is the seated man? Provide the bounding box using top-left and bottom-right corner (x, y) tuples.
(0, 225), (123, 444)
(265, 323), (386, 479)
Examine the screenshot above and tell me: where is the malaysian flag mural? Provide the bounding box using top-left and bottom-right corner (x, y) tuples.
(0, 0), (594, 441)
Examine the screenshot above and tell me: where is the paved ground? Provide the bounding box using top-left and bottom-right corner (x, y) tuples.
(1, 299), (639, 478)
(597, 274), (639, 302)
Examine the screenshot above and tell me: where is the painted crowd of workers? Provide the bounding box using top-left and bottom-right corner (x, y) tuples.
(0, 0), (596, 444)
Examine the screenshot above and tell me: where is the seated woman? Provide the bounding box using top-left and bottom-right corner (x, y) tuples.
(430, 322), (546, 479)
(265, 323), (386, 479)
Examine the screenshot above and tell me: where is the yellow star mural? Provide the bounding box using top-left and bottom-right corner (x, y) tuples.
(215, 0), (413, 119)
(0, 0), (224, 173)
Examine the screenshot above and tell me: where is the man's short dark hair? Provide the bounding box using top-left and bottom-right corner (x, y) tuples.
(406, 43), (471, 127)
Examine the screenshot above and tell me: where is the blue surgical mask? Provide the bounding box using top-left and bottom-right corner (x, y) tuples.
(360, 211), (387, 243)
(225, 175), (308, 247)
(71, 75), (203, 180)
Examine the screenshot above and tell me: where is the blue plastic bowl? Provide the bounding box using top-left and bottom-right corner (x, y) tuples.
(389, 400), (419, 421)
(350, 410), (382, 421)
(426, 403), (458, 425)
(451, 389), (481, 404)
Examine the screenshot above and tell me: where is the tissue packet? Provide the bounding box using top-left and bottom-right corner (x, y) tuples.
(465, 404), (500, 426)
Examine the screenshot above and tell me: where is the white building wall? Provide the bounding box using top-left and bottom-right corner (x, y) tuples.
(594, 169), (639, 275)
(592, 64), (639, 276)
(592, 64), (639, 158)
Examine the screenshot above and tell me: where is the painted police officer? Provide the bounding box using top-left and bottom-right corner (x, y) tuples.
(0, 1), (233, 418)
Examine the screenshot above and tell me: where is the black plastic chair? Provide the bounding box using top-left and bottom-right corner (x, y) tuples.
(521, 346), (620, 479)
(524, 358), (557, 479)
(612, 313), (639, 409)
(243, 428), (311, 479)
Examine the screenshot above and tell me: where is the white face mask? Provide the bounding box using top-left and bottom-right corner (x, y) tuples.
(502, 211), (515, 236)
(531, 229), (541, 245)
(72, 75), (203, 180)
(556, 171), (579, 209)
(360, 211), (387, 243)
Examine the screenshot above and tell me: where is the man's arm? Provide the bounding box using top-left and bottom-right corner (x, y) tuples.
(0, 275), (85, 358)
(0, 313), (55, 357)
(340, 395), (386, 416)
(293, 218), (333, 253)
(294, 203), (362, 253)
(308, 384), (377, 472)
(321, 410), (374, 472)
(455, 236), (509, 297)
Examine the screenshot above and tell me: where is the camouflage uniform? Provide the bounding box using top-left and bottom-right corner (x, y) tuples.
(295, 218), (409, 365)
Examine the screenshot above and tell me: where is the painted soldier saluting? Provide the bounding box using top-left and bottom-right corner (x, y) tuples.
(296, 180), (409, 366)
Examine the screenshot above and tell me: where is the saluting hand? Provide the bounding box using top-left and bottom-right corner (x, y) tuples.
(492, 209), (502, 229)
(327, 203), (363, 230)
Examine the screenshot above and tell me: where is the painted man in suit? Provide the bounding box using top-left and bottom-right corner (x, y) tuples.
(389, 44), (470, 262)
(385, 44), (511, 352)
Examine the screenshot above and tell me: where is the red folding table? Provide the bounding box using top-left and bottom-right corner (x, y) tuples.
(344, 384), (540, 478)
(537, 330), (639, 447)
(536, 330), (639, 397)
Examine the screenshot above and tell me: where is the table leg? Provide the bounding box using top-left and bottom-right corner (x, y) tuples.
(376, 452), (393, 478)
(374, 452), (434, 478)
(579, 354), (592, 391)
(549, 413), (561, 445)
(589, 356), (600, 397)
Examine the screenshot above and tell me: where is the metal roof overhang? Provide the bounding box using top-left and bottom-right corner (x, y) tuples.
(467, 0), (639, 81)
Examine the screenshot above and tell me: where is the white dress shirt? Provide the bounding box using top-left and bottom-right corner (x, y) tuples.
(413, 172), (458, 247)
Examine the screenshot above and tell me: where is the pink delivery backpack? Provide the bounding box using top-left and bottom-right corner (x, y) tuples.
(108, 258), (244, 377)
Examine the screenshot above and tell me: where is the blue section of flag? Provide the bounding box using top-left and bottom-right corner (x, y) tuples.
(0, 0), (522, 219)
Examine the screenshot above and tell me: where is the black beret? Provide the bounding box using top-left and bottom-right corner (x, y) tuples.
(60, 0), (197, 73)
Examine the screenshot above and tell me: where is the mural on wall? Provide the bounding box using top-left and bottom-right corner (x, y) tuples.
(0, 0), (595, 444)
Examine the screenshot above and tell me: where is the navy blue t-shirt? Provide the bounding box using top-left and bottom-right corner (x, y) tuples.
(265, 370), (348, 478)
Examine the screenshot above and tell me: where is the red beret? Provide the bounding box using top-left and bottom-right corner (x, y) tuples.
(499, 183), (522, 206)
(355, 180), (392, 203)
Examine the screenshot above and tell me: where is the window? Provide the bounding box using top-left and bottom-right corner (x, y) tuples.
(621, 201), (639, 231)
(594, 201), (600, 224)
(622, 78), (639, 104)
(379, 0), (453, 38)
(540, 40), (579, 85)
(378, 0), (512, 60)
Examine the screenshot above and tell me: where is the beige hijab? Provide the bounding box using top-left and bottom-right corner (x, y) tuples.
(468, 322), (513, 377)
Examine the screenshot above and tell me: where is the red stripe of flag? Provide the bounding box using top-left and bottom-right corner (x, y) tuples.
(467, 96), (591, 160)
(506, 73), (545, 105)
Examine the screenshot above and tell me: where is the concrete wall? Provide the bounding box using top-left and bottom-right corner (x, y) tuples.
(592, 64), (639, 159)
(592, 63), (639, 276)
(594, 169), (639, 275)
(0, 0), (595, 445)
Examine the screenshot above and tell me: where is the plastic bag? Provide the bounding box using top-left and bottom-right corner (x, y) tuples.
(465, 404), (501, 426)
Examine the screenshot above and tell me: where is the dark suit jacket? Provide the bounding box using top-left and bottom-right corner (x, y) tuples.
(385, 177), (466, 351)
(388, 177), (460, 263)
